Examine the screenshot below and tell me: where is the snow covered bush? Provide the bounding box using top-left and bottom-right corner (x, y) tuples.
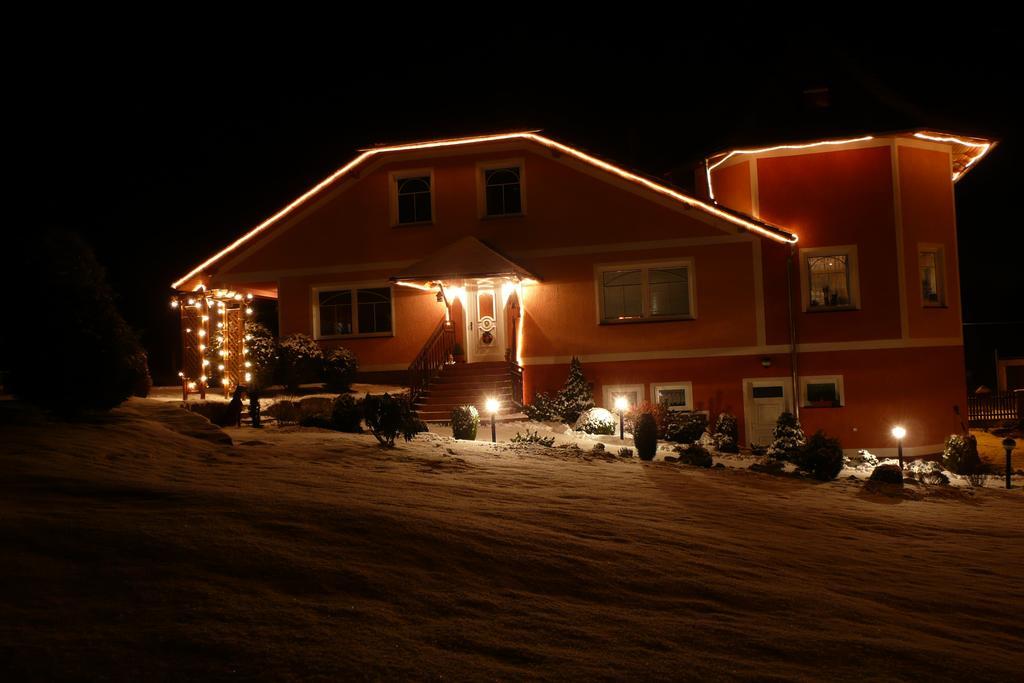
(524, 392), (560, 421)
(942, 434), (982, 475)
(277, 334), (324, 392)
(710, 412), (739, 453)
(362, 393), (418, 447)
(634, 413), (658, 461)
(510, 429), (555, 447)
(675, 444), (713, 468)
(554, 357), (594, 424)
(767, 412), (806, 462)
(323, 347), (358, 392)
(244, 322), (278, 390)
(331, 394), (363, 432)
(869, 464), (904, 485)
(574, 407), (616, 435)
(795, 430), (844, 481)
(7, 230), (152, 415)
(618, 447), (634, 458)
(450, 405), (480, 440)
(844, 449), (880, 468)
(665, 412), (708, 445)
(267, 400), (300, 425)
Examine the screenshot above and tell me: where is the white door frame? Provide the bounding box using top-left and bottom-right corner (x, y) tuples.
(741, 376), (794, 447)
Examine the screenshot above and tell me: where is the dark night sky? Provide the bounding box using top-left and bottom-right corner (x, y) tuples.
(9, 18), (1022, 387)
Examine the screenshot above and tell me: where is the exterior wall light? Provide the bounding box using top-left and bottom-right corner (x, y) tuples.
(761, 357), (772, 368)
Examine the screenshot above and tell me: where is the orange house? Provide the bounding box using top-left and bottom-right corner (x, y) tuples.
(172, 130), (994, 456)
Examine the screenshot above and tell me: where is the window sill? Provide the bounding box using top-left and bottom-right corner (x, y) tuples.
(923, 303), (948, 309)
(801, 403), (844, 409)
(600, 316), (695, 325)
(481, 212), (525, 221)
(805, 306), (858, 313)
(392, 220), (433, 228)
(315, 332), (394, 340)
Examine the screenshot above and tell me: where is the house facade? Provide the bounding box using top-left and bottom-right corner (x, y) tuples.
(172, 130), (993, 456)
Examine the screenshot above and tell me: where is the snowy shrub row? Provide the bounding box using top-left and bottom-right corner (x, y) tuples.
(524, 357), (595, 424)
(510, 429), (556, 447)
(221, 329), (358, 393)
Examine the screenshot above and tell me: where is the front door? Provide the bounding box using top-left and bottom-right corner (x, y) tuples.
(743, 378), (792, 446)
(466, 284), (503, 362)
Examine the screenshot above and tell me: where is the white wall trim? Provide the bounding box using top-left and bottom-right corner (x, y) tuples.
(521, 337), (963, 366)
(848, 444), (944, 458)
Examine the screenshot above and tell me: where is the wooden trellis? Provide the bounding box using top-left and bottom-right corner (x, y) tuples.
(172, 288), (254, 399)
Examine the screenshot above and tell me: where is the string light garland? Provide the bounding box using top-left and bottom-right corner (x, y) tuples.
(173, 290), (256, 399)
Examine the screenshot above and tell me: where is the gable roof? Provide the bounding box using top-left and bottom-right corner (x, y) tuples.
(390, 236), (537, 283)
(172, 131), (798, 290)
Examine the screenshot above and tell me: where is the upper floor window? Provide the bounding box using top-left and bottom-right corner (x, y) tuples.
(919, 246), (945, 306)
(801, 245), (860, 312)
(598, 261), (695, 323)
(484, 167), (522, 216)
(396, 175), (432, 224)
(316, 286), (393, 338)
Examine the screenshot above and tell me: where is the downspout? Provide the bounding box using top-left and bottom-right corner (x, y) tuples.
(786, 243), (800, 421)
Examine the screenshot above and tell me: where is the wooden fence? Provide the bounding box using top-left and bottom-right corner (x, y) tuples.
(967, 392), (1024, 427)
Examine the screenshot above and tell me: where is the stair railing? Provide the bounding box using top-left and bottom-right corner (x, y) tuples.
(509, 360), (524, 407)
(408, 317), (456, 403)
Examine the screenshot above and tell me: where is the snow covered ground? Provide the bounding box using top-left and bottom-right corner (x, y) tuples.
(1, 398), (1022, 680)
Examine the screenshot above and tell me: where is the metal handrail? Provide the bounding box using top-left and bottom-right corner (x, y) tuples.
(408, 317), (456, 403)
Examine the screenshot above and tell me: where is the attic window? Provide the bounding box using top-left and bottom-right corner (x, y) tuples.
(484, 167), (522, 216)
(396, 176), (432, 224)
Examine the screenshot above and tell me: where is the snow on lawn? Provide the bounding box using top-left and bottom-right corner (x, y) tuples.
(1, 398), (1022, 680)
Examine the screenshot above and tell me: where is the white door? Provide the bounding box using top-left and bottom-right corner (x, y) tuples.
(466, 284), (503, 362)
(743, 378), (791, 446)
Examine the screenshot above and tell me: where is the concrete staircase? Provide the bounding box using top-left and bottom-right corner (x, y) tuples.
(414, 361), (518, 422)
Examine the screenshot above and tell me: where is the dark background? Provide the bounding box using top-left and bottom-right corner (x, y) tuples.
(8, 17), (1021, 388)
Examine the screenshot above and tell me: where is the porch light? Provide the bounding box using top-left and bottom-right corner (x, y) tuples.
(614, 396), (630, 440)
(485, 397), (500, 443)
(891, 426), (906, 469)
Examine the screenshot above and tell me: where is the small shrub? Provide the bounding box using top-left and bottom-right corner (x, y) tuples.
(277, 334), (324, 392)
(323, 347), (358, 392)
(524, 392), (560, 421)
(591, 442), (606, 453)
(767, 412), (806, 462)
(331, 394), (363, 432)
(634, 413), (658, 461)
(451, 405), (480, 440)
(618, 447), (634, 458)
(664, 412), (708, 445)
(574, 407), (616, 435)
(555, 357), (594, 424)
(625, 401), (668, 436)
(796, 430), (844, 481)
(711, 412), (739, 453)
(869, 464), (904, 485)
(942, 434), (982, 475)
(267, 399), (300, 425)
(243, 322), (277, 390)
(298, 396), (333, 420)
(510, 429), (556, 447)
(676, 444), (713, 468)
(362, 393), (418, 447)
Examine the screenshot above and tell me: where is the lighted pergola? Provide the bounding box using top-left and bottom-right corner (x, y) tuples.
(170, 288), (255, 399)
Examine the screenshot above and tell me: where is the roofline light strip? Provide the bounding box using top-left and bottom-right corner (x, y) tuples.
(173, 131), (797, 288)
(705, 136), (875, 201)
(912, 132), (993, 181)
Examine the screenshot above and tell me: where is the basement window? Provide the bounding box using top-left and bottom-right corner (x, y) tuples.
(800, 375), (844, 408)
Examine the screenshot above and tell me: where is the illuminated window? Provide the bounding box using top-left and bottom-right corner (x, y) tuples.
(484, 167), (522, 216)
(653, 382), (693, 411)
(919, 246), (945, 306)
(801, 246), (859, 312)
(598, 261), (694, 323)
(800, 375), (844, 407)
(316, 286), (392, 338)
(396, 176), (432, 224)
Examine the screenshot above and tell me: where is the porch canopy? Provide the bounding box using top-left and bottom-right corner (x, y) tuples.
(390, 236), (538, 283)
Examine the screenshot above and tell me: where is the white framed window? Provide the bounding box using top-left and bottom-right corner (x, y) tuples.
(602, 384), (644, 412)
(389, 168), (434, 226)
(800, 245), (860, 312)
(799, 375), (844, 408)
(919, 244), (946, 307)
(596, 259), (696, 323)
(652, 382), (694, 411)
(477, 158), (526, 218)
(313, 283), (394, 339)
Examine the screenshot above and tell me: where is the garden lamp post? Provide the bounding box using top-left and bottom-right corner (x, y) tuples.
(485, 397), (499, 443)
(614, 396), (630, 440)
(1002, 438), (1016, 489)
(891, 426), (906, 469)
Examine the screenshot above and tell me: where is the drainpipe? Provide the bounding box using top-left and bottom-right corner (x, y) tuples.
(786, 243), (800, 421)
